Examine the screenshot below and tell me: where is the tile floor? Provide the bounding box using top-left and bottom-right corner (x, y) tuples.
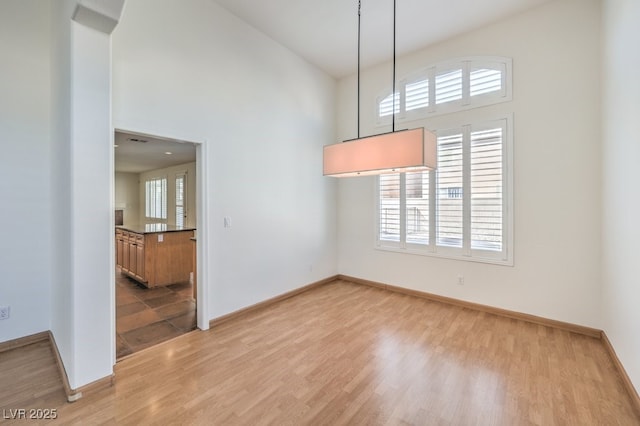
(116, 270), (196, 359)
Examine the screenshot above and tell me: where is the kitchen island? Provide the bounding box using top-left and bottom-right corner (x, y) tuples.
(116, 224), (196, 288)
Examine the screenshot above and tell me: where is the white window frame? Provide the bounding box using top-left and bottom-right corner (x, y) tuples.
(376, 56), (512, 126)
(375, 115), (513, 266)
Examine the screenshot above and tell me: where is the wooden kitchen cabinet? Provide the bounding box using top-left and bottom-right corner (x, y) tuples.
(128, 237), (138, 277)
(117, 229), (139, 279)
(126, 233), (145, 282)
(116, 229), (124, 267)
(122, 232), (130, 271)
(116, 227), (194, 288)
(135, 238), (145, 282)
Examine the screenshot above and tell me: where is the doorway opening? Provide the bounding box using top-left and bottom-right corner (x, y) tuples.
(113, 130), (200, 360)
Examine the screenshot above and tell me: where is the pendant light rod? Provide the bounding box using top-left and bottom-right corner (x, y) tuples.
(357, 0), (361, 139)
(392, 0), (396, 133)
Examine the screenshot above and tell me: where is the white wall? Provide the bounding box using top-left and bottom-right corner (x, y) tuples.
(69, 19), (115, 388)
(337, 0), (603, 327)
(115, 172), (140, 225)
(602, 0), (640, 395)
(138, 162), (196, 228)
(50, 0), (117, 389)
(112, 0), (338, 319)
(0, 0), (52, 342)
(50, 0), (75, 383)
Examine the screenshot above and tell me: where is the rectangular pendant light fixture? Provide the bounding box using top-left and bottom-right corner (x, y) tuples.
(323, 128), (436, 177)
(323, 0), (437, 178)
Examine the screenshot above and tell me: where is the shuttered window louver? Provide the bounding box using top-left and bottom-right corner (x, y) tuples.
(470, 128), (502, 251)
(435, 69), (463, 105)
(470, 68), (502, 97)
(436, 134), (464, 247)
(405, 79), (429, 111)
(145, 177), (167, 220)
(406, 171), (429, 244)
(379, 92), (400, 117)
(379, 173), (400, 241)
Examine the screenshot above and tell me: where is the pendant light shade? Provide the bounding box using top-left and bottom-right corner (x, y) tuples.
(323, 0), (437, 178)
(323, 128), (436, 177)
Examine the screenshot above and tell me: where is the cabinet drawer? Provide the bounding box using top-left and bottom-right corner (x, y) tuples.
(135, 234), (144, 245)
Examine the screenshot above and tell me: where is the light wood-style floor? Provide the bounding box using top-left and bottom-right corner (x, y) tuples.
(2, 280), (639, 425)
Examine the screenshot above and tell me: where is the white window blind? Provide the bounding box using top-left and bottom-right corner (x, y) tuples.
(436, 133), (464, 247)
(145, 177), (167, 220)
(435, 69), (463, 105)
(379, 173), (400, 242)
(380, 172), (431, 246)
(176, 173), (186, 227)
(379, 92), (400, 117)
(470, 128), (503, 251)
(377, 57), (511, 124)
(376, 118), (511, 264)
(470, 68), (502, 97)
(405, 79), (429, 111)
(406, 172), (429, 244)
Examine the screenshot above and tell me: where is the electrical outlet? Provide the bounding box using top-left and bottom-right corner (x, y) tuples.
(0, 306), (10, 320)
(457, 275), (464, 285)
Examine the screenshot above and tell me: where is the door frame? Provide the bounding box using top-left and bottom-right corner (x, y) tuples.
(111, 128), (210, 364)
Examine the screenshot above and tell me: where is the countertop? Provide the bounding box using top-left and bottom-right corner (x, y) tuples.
(116, 224), (196, 234)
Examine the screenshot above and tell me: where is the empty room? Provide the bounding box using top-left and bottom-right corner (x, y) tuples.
(1, 0), (639, 424)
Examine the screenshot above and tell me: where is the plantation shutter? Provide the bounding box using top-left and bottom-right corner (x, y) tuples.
(470, 127), (503, 251)
(470, 68), (502, 97)
(379, 173), (400, 242)
(379, 92), (400, 117)
(436, 133), (464, 247)
(406, 171), (429, 244)
(405, 79), (429, 111)
(435, 69), (462, 104)
(377, 57), (511, 122)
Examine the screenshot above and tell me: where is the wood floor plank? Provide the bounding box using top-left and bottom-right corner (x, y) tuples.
(1, 280), (639, 425)
(0, 340), (67, 412)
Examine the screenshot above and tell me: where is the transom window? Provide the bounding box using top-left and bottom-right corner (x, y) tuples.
(377, 117), (512, 265)
(377, 57), (512, 124)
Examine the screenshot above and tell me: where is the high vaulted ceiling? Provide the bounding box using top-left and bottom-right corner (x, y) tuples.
(114, 1), (553, 172)
(212, 0), (553, 78)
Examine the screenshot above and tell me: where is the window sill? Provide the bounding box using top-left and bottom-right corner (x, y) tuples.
(374, 244), (513, 267)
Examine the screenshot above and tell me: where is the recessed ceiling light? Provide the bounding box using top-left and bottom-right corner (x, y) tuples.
(165, 151), (173, 155)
